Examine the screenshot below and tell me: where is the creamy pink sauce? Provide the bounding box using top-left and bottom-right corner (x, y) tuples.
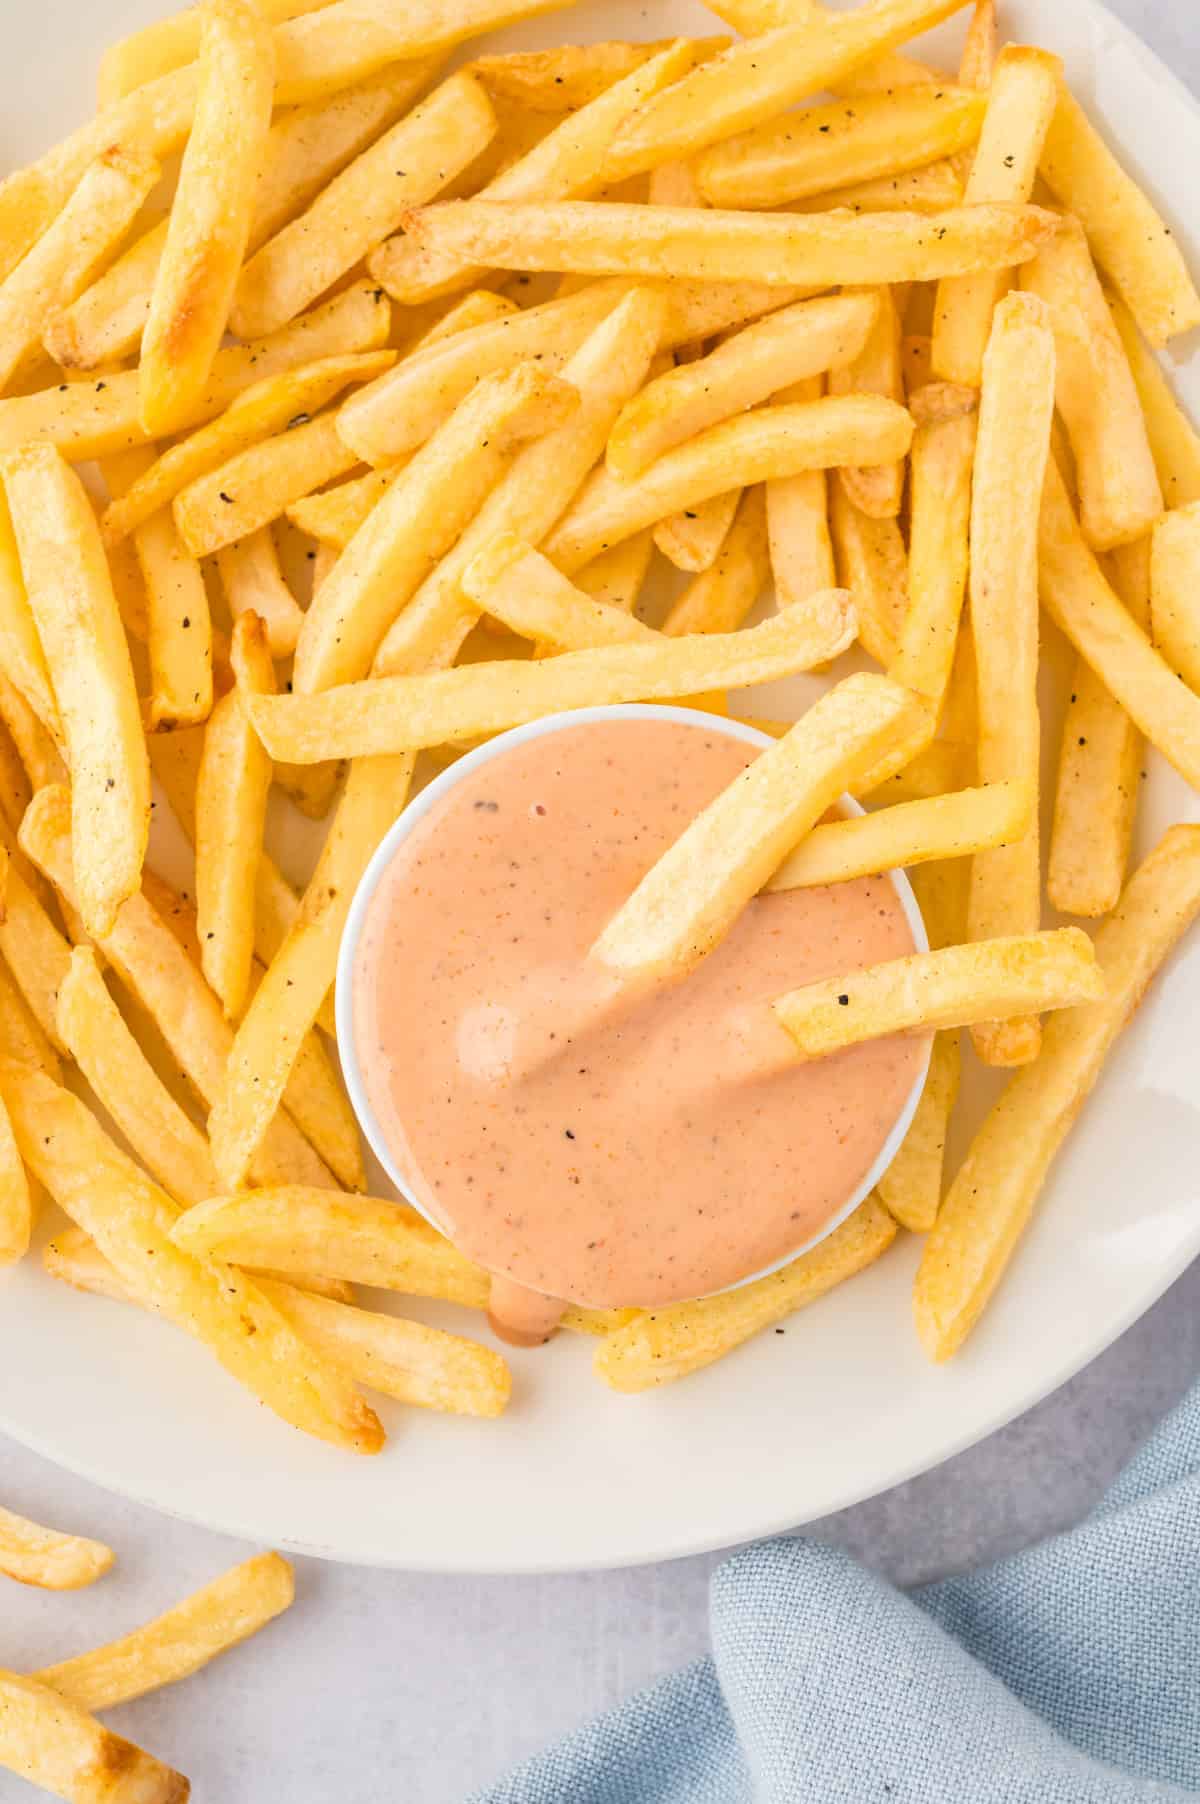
(354, 718), (924, 1340)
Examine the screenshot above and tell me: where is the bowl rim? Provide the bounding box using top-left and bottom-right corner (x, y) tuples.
(335, 702), (931, 1303)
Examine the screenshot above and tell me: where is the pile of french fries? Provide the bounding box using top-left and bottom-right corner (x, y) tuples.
(0, 0), (1195, 1632)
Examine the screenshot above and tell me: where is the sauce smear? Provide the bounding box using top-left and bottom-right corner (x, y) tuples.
(354, 717), (925, 1339)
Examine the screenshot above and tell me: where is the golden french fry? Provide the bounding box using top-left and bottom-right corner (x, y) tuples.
(0, 951), (60, 1080)
(35, 1551), (293, 1711)
(600, 0), (970, 172)
(140, 0), (276, 437)
(592, 674), (920, 984)
(573, 531), (655, 616)
(19, 787), (336, 1192)
(400, 198), (1061, 290)
(877, 1029), (959, 1232)
(0, 1057), (381, 1453)
(100, 0), (329, 99)
(104, 352), (394, 546)
(252, 605), (857, 763)
(968, 294), (1056, 1067)
(595, 1193), (896, 1391)
(607, 291), (879, 480)
(888, 404), (976, 713)
(931, 47), (1063, 385)
(462, 534), (656, 651)
(916, 825), (1200, 1358)
(1021, 217), (1162, 550)
(3, 445), (149, 935)
(1048, 537), (1148, 920)
(1107, 293), (1200, 508)
(790, 162), (964, 215)
(207, 751), (413, 1189)
(0, 1669), (188, 1804)
(170, 1185), (632, 1337)
(653, 488), (741, 574)
(829, 482), (908, 667)
(0, 667), (65, 791)
(1040, 461), (1200, 790)
(371, 288), (669, 677)
(828, 285), (904, 517)
(1, 280), (391, 462)
(775, 927), (1103, 1058)
(697, 85), (985, 210)
(546, 394), (913, 573)
(0, 1503), (113, 1591)
(1151, 504), (1200, 693)
(472, 41), (675, 112)
(1041, 87), (1200, 346)
(174, 412), (361, 559)
(769, 781), (1030, 891)
(0, 146), (157, 394)
(286, 468), (395, 551)
(373, 41), (719, 307)
(196, 615), (276, 1020)
(291, 364), (576, 694)
(0, 1061), (30, 1265)
(0, 486), (59, 739)
(233, 73), (497, 340)
(664, 486), (770, 634)
(763, 373), (834, 612)
(216, 529), (305, 662)
(57, 946), (217, 1208)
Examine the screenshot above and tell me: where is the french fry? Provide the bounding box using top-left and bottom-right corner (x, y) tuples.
(0, 950), (61, 1080)
(774, 927), (1103, 1058)
(1021, 218), (1162, 550)
(829, 483), (908, 667)
(0, 1504), (113, 1591)
(0, 147), (157, 395)
(366, 288), (669, 678)
(140, 0), (276, 437)
(372, 41), (719, 307)
(1048, 537), (1149, 920)
(471, 41), (674, 112)
(948, 0), (998, 187)
(103, 353), (394, 546)
(0, 1057), (381, 1454)
(573, 532), (655, 616)
(286, 468), (396, 552)
(595, 1193), (896, 1390)
(0, 667), (65, 792)
(0, 1068), (30, 1266)
(3, 445), (149, 935)
(546, 394), (913, 573)
(916, 826), (1200, 1358)
(600, 0), (970, 172)
(931, 47), (1062, 385)
(606, 291), (879, 480)
(1039, 461), (1200, 792)
(292, 362), (577, 694)
(769, 781), (1030, 890)
(888, 404), (976, 712)
(216, 529), (305, 662)
(1040, 87), (1200, 346)
(0, 280), (391, 463)
(174, 413), (362, 560)
(763, 374), (835, 612)
(35, 1552), (294, 1711)
(400, 198), (1061, 290)
(57, 946), (218, 1208)
(664, 486), (770, 635)
(170, 1186), (631, 1336)
(968, 294), (1056, 1067)
(232, 74), (497, 341)
(0, 1669), (188, 1804)
(697, 85), (985, 211)
(1108, 293), (1200, 509)
(1151, 504), (1200, 694)
(99, 0), (330, 100)
(592, 674), (921, 984)
(196, 616), (276, 1020)
(253, 606), (856, 763)
(339, 278), (811, 464)
(0, 486), (60, 739)
(653, 488), (741, 574)
(828, 285), (904, 517)
(462, 534), (656, 651)
(790, 162), (964, 215)
(19, 787), (337, 1192)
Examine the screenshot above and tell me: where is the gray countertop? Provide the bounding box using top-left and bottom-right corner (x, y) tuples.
(2, 3), (1198, 1799)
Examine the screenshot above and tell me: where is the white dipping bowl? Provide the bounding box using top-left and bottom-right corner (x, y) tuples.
(336, 704), (931, 1303)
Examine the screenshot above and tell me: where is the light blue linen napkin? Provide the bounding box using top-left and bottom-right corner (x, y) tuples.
(474, 1378), (1200, 1801)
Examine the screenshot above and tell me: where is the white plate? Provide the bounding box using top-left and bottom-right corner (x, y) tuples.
(1, 0), (1198, 1575)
